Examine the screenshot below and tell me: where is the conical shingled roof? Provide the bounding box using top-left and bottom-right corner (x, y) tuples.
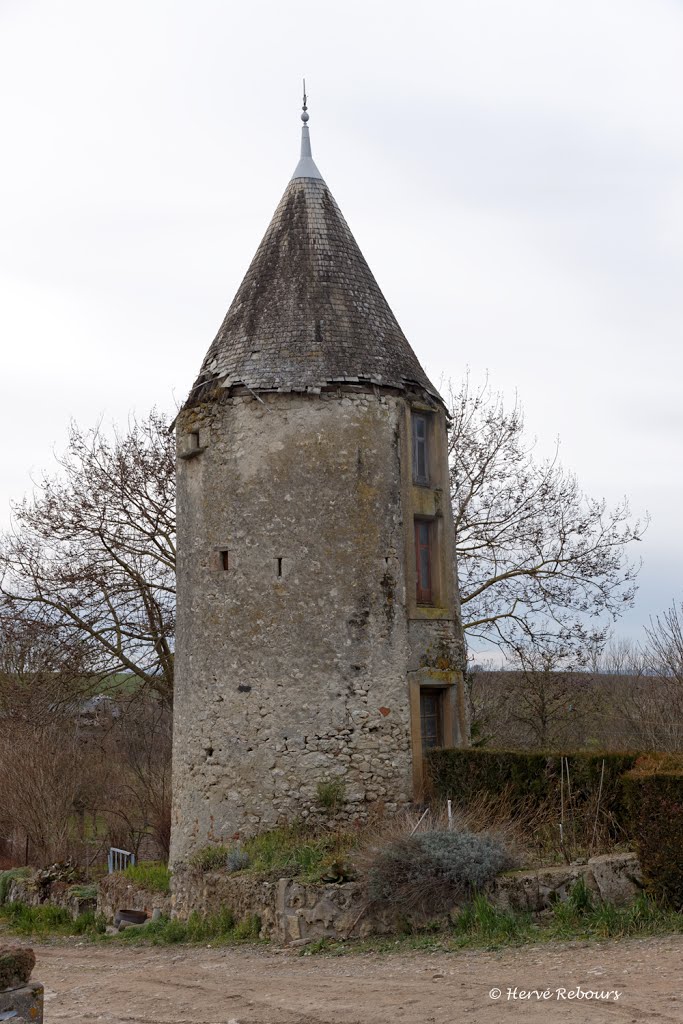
(187, 125), (442, 406)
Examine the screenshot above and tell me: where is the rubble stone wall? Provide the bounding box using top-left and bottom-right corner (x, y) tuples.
(172, 391), (419, 865)
(170, 853), (643, 945)
(97, 874), (172, 921)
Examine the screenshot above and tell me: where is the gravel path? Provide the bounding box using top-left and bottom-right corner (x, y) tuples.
(30, 933), (683, 1023)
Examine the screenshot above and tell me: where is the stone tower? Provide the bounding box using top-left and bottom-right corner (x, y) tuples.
(170, 102), (467, 866)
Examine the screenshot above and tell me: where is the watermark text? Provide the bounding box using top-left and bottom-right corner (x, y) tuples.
(488, 985), (621, 1002)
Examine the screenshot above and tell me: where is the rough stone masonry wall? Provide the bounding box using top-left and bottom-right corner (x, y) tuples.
(169, 854), (643, 946)
(97, 874), (172, 922)
(171, 390), (416, 866)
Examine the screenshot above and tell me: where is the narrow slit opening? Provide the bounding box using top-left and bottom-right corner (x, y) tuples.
(277, 557), (283, 577)
(220, 550), (229, 571)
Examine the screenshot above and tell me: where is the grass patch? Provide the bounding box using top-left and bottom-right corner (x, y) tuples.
(189, 845), (229, 871)
(68, 883), (98, 901)
(242, 822), (356, 880)
(316, 779), (346, 812)
(122, 861), (171, 893)
(452, 894), (534, 945)
(0, 901), (261, 946)
(0, 902), (106, 938)
(116, 910), (262, 946)
(188, 845), (251, 873)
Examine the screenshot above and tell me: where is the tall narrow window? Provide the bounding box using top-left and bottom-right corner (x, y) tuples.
(420, 688), (443, 752)
(415, 519), (432, 604)
(412, 413), (429, 484)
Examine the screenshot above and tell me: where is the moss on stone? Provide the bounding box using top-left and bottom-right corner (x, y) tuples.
(0, 945), (35, 990)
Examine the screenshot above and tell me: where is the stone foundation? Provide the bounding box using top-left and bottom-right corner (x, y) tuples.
(97, 874), (171, 922)
(170, 853), (643, 944)
(170, 866), (392, 942)
(0, 982), (44, 1023)
(7, 877), (96, 920)
(7, 854), (642, 948)
(491, 853), (643, 914)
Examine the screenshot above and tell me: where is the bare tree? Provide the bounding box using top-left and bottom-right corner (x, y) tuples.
(0, 598), (94, 723)
(0, 377), (646, 711)
(449, 376), (647, 658)
(634, 602), (683, 750)
(645, 601), (683, 684)
(0, 720), (99, 864)
(99, 699), (173, 859)
(0, 412), (175, 707)
(463, 659), (508, 748)
(502, 647), (597, 749)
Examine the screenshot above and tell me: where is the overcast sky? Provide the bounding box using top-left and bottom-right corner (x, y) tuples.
(1, 0), (681, 648)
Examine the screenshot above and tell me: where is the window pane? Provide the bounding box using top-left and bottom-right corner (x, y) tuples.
(412, 414), (429, 484)
(415, 520), (432, 604)
(419, 545), (430, 587)
(420, 690), (443, 751)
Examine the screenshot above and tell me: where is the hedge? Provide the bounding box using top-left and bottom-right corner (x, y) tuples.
(426, 748), (639, 826)
(621, 768), (683, 909)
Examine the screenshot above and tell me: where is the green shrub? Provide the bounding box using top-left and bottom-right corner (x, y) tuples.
(367, 829), (514, 915)
(621, 768), (683, 908)
(233, 914), (261, 940)
(452, 893), (532, 945)
(73, 911), (107, 935)
(0, 901), (108, 939)
(426, 748), (639, 825)
(123, 862), (171, 893)
(316, 779), (346, 812)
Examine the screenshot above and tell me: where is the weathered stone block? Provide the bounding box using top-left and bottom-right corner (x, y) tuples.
(490, 854), (643, 913)
(0, 982), (43, 1022)
(586, 853), (643, 906)
(0, 946), (35, 991)
(491, 864), (596, 913)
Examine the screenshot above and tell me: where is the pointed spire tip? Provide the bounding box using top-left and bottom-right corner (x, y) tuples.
(291, 78), (323, 180)
(301, 78), (309, 123)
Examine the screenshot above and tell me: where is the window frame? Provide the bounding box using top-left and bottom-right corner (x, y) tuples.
(420, 687), (444, 753)
(412, 412), (430, 485)
(414, 518), (433, 605)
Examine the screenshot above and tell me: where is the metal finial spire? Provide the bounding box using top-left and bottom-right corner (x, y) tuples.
(301, 79), (309, 123)
(291, 78), (323, 180)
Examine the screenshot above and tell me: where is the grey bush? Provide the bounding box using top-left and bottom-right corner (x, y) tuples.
(226, 850), (250, 873)
(367, 828), (514, 915)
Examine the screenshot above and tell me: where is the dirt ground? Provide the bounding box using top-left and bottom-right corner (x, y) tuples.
(30, 933), (683, 1023)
